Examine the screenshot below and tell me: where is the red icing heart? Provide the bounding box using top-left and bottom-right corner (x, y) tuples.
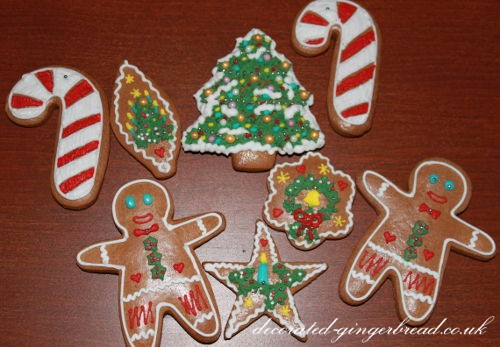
(338, 180), (348, 191)
(383, 231), (396, 244)
(296, 165), (306, 174)
(273, 208), (284, 218)
(130, 273), (142, 283)
(260, 238), (268, 247)
(154, 147), (165, 158)
(423, 249), (434, 261)
(173, 263), (184, 273)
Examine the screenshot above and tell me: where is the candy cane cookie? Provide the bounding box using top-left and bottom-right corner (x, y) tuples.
(6, 67), (109, 209)
(292, 0), (380, 136)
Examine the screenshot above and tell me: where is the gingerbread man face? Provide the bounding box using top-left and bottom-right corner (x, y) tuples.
(340, 159), (495, 325)
(413, 162), (469, 215)
(77, 179), (225, 346)
(113, 181), (169, 235)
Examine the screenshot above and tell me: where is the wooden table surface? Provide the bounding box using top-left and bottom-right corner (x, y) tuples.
(0, 0), (498, 346)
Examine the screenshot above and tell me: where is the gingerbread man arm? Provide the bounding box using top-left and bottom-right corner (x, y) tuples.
(77, 239), (127, 271)
(172, 212), (225, 245)
(446, 218), (496, 260)
(360, 170), (405, 207)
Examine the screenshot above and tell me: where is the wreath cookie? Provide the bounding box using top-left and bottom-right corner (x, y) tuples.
(204, 221), (327, 341)
(264, 152), (355, 250)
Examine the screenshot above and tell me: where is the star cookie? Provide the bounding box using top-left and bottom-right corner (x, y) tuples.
(204, 221), (327, 341)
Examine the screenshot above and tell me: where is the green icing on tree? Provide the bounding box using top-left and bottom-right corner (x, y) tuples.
(228, 262), (306, 310)
(184, 30), (322, 153)
(143, 236), (166, 280)
(127, 90), (174, 149)
(283, 174), (340, 244)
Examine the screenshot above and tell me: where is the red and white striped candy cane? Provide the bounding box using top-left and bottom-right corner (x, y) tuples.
(293, 0), (380, 136)
(6, 67), (109, 209)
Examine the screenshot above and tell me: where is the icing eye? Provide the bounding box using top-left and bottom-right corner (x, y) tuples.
(143, 193), (153, 205)
(444, 180), (455, 191)
(63, 74), (68, 79)
(125, 196), (136, 209)
(429, 174), (439, 184)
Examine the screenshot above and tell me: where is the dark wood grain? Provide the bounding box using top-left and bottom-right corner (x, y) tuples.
(0, 0), (498, 346)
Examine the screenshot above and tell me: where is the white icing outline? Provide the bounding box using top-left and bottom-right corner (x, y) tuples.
(77, 179), (223, 345)
(182, 28), (325, 156)
(344, 160), (496, 323)
(293, 0), (379, 125)
(204, 221), (327, 339)
(7, 67), (105, 201)
(113, 61), (178, 174)
(263, 152), (355, 249)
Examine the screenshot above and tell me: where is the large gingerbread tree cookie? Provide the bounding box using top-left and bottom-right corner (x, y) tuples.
(340, 158), (496, 325)
(264, 152), (355, 250)
(77, 180), (225, 345)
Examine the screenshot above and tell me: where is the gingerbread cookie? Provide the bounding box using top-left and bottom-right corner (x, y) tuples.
(204, 221), (327, 341)
(183, 28), (325, 172)
(112, 61), (180, 179)
(264, 152), (355, 250)
(77, 179), (225, 345)
(292, 0), (380, 137)
(340, 159), (496, 325)
(5, 67), (109, 209)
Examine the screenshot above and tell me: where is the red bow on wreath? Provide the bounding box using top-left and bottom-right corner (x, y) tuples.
(293, 209), (323, 241)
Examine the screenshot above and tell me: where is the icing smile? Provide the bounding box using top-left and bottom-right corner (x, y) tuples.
(427, 191), (448, 204)
(132, 213), (154, 224)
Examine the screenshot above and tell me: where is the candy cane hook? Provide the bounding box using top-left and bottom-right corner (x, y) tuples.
(5, 67), (109, 209)
(292, 0), (380, 136)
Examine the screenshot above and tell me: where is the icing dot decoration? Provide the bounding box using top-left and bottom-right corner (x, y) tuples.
(143, 193), (153, 205)
(429, 174), (439, 184)
(125, 196), (136, 209)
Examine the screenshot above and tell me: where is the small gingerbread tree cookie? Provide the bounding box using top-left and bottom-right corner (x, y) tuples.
(182, 28), (325, 172)
(264, 152), (355, 250)
(340, 158), (496, 325)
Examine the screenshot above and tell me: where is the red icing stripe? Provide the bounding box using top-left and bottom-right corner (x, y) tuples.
(56, 140), (99, 168)
(338, 2), (357, 23)
(341, 102), (369, 118)
(59, 168), (95, 194)
(336, 64), (376, 96)
(300, 11), (329, 26)
(64, 80), (94, 108)
(305, 38), (325, 45)
(35, 70), (54, 93)
(62, 114), (101, 138)
(11, 94), (43, 108)
(340, 29), (375, 62)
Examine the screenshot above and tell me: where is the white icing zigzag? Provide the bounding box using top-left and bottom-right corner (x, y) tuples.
(194, 312), (215, 328)
(468, 230), (480, 248)
(367, 242), (439, 279)
(351, 270), (375, 285)
(376, 182), (389, 197)
(270, 288), (306, 338)
(130, 329), (155, 342)
(197, 218), (208, 234)
(225, 295), (266, 339)
(403, 290), (434, 305)
(99, 245), (109, 264)
(122, 275), (201, 303)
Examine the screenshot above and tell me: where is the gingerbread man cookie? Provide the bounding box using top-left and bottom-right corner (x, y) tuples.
(340, 159), (496, 325)
(263, 152), (355, 250)
(292, 0), (380, 136)
(112, 61), (180, 179)
(204, 221), (327, 341)
(6, 67), (110, 209)
(77, 180), (225, 345)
